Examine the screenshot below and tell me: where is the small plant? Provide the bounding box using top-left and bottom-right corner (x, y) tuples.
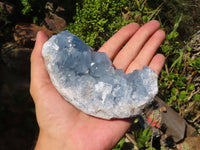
(159, 13), (200, 126)
(112, 137), (125, 150)
(21, 0), (33, 15)
(19, 0), (46, 24)
(189, 57), (200, 72)
(67, 0), (161, 49)
(134, 127), (155, 150)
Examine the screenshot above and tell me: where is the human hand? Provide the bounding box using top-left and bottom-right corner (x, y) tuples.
(30, 20), (165, 150)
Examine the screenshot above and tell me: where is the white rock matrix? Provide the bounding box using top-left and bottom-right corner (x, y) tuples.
(42, 30), (158, 119)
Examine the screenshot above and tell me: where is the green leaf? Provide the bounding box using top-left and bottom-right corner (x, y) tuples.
(170, 48), (184, 70)
(192, 57), (200, 70)
(33, 16), (38, 24)
(187, 84), (195, 92)
(178, 91), (187, 100)
(112, 137), (125, 150)
(135, 128), (152, 149)
(193, 94), (200, 101)
(170, 95), (177, 102)
(187, 47), (192, 52)
(21, 0), (33, 15)
(171, 88), (178, 96)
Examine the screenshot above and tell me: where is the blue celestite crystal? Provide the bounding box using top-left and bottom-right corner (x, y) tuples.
(42, 30), (158, 119)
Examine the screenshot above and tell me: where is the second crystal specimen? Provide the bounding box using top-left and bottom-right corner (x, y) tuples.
(42, 30), (158, 119)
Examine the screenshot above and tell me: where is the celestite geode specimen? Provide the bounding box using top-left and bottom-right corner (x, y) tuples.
(42, 30), (158, 119)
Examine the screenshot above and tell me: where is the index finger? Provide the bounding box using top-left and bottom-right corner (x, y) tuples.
(98, 23), (140, 60)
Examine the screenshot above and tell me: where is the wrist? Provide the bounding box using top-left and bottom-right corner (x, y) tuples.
(34, 130), (69, 150)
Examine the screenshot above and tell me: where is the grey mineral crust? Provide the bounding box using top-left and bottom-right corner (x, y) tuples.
(42, 30), (158, 119)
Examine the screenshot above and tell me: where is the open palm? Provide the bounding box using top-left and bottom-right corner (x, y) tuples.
(30, 20), (165, 150)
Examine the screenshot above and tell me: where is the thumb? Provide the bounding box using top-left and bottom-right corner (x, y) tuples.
(31, 31), (49, 60)
(30, 31), (51, 102)
(30, 31), (80, 122)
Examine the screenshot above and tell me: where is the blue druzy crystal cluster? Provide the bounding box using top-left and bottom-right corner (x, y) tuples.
(42, 30), (158, 119)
